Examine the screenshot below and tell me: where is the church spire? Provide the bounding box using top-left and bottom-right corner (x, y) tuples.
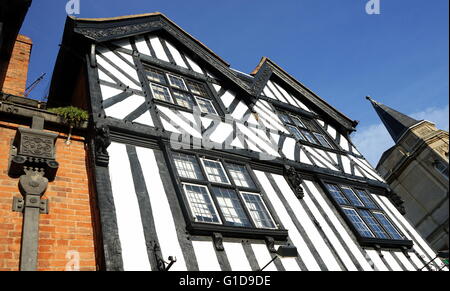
(366, 96), (421, 143)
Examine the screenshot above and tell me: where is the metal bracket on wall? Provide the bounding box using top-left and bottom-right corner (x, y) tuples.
(12, 196), (48, 214)
(12, 197), (24, 213)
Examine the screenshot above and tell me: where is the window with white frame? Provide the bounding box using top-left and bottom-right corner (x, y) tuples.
(323, 182), (410, 246)
(150, 83), (173, 103)
(167, 74), (188, 90)
(170, 151), (278, 231)
(145, 66), (219, 115)
(183, 183), (221, 224)
(194, 96), (218, 115)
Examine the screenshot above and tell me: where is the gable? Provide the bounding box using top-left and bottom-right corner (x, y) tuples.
(251, 58), (357, 132)
(49, 13), (384, 184)
(261, 78), (313, 113)
(49, 14), (356, 134)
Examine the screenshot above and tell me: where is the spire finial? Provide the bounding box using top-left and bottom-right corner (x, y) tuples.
(366, 97), (421, 143)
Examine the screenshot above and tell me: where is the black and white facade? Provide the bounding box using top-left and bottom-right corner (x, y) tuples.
(48, 13), (448, 271)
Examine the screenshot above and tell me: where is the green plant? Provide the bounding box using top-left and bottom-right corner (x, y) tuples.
(48, 106), (88, 144)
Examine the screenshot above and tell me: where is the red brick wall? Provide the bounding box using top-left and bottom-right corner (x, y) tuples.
(0, 121), (98, 271)
(1, 35), (32, 97)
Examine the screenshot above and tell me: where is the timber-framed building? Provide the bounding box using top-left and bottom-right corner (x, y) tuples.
(0, 10), (447, 271)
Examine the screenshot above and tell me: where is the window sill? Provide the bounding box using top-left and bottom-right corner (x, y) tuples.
(358, 237), (414, 249)
(187, 222), (289, 241)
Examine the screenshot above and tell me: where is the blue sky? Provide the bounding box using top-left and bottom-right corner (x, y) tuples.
(20, 0), (449, 165)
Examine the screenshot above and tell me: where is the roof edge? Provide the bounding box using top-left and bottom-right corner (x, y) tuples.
(69, 12), (230, 67)
(252, 57), (357, 130)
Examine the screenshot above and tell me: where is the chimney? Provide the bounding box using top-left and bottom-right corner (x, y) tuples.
(1, 34), (32, 97)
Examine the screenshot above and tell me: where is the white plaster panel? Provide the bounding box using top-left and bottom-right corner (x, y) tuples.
(273, 175), (342, 271)
(223, 242), (252, 271)
(108, 143), (151, 271)
(255, 171), (321, 271)
(192, 240), (221, 271)
(150, 37), (170, 62)
(136, 147), (188, 271)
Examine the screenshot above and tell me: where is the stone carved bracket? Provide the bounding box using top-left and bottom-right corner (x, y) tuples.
(265, 236), (277, 253)
(94, 125), (111, 167)
(8, 126), (59, 181)
(284, 165), (305, 199)
(212, 233), (224, 252)
(386, 189), (406, 215)
(19, 168), (48, 196)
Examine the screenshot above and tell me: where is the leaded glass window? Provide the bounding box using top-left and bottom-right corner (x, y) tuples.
(173, 152), (204, 180)
(227, 164), (256, 188)
(324, 182), (409, 244)
(355, 189), (378, 209)
(195, 96), (218, 115)
(150, 83), (172, 103)
(241, 192), (277, 229)
(173, 90), (195, 109)
(147, 68), (166, 84)
(183, 183), (221, 224)
(276, 110), (334, 149)
(342, 208), (375, 238)
(213, 187), (251, 227)
(373, 212), (404, 240)
(186, 80), (208, 97)
(325, 184), (349, 205)
(170, 152), (279, 232)
(201, 159), (230, 184)
(167, 74), (187, 90)
(341, 187), (365, 207)
(359, 210), (389, 239)
(145, 66), (219, 115)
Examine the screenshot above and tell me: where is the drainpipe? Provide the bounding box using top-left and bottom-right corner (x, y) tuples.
(9, 116), (59, 271)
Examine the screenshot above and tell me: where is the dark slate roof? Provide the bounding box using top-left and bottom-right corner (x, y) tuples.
(367, 96), (421, 143)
